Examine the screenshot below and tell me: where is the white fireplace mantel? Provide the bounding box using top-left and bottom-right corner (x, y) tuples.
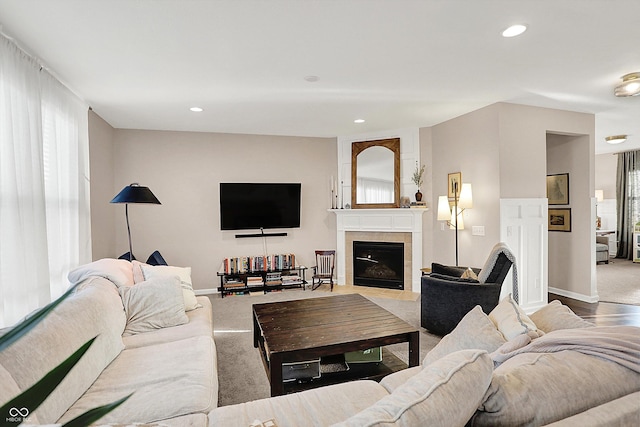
(331, 208), (427, 292)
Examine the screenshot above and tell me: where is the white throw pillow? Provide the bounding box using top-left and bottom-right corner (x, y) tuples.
(423, 305), (506, 366)
(67, 258), (134, 287)
(489, 294), (544, 340)
(140, 265), (201, 311)
(131, 260), (148, 284)
(119, 276), (188, 336)
(335, 349), (493, 427)
(529, 300), (594, 332)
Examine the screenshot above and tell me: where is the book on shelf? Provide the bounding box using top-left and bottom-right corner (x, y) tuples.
(222, 253), (297, 274)
(224, 282), (245, 289)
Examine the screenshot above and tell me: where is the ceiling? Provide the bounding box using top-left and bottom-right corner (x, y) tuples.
(1, 0), (638, 154)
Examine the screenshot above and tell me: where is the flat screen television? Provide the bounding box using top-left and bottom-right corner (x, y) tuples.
(219, 183), (301, 231)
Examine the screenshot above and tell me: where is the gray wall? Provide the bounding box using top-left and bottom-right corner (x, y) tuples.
(89, 114), (337, 290)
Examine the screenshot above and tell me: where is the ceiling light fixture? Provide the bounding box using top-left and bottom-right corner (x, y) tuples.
(614, 72), (640, 97)
(605, 135), (627, 144)
(354, 119), (365, 124)
(190, 107), (203, 112)
(502, 24), (527, 38)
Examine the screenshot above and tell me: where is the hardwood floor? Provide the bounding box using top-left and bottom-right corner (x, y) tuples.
(314, 284), (640, 327)
(549, 293), (640, 327)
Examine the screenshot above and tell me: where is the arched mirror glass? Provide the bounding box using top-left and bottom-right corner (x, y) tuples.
(351, 138), (400, 209)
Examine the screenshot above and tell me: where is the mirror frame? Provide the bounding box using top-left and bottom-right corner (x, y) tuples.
(351, 138), (400, 209)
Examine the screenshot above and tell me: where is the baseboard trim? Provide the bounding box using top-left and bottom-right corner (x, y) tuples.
(549, 287), (599, 304)
(194, 288), (218, 296)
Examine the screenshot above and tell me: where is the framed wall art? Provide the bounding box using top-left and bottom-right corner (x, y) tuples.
(448, 172), (462, 199)
(547, 173), (569, 205)
(549, 208), (571, 232)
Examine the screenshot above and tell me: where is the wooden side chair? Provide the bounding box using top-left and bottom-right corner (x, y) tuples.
(311, 250), (335, 291)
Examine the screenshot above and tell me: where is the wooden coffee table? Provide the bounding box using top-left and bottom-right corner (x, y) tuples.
(253, 293), (420, 396)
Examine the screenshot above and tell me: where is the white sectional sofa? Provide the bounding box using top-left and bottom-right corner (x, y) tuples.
(1, 258), (639, 426)
(0, 259), (218, 426)
(208, 298), (640, 427)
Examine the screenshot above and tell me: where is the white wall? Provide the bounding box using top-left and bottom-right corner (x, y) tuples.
(89, 117), (337, 290)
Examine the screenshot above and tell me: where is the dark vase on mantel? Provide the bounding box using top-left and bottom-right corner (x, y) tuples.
(415, 190), (423, 202)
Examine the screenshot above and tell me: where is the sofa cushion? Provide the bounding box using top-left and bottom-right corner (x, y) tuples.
(123, 296), (212, 349)
(470, 350), (640, 426)
(140, 264), (200, 311)
(208, 381), (388, 427)
(488, 294), (544, 340)
(543, 391), (640, 427)
(423, 305), (506, 366)
(335, 349), (493, 427)
(119, 276), (189, 336)
(379, 366), (422, 393)
(67, 258), (135, 287)
(59, 335), (217, 424)
(529, 299), (594, 332)
(0, 362), (41, 424)
(0, 277), (126, 423)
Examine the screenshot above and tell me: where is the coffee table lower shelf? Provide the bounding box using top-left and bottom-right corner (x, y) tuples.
(260, 347), (408, 395)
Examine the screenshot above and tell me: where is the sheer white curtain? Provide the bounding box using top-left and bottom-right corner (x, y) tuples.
(0, 34), (91, 327)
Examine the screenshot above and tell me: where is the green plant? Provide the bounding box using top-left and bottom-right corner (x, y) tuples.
(412, 162), (425, 189)
(0, 284), (131, 426)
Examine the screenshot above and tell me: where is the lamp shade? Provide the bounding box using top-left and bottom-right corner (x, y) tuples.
(437, 196), (451, 221)
(595, 190), (604, 203)
(110, 183), (161, 204)
(458, 183), (473, 209)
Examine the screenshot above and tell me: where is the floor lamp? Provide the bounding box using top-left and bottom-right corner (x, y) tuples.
(437, 183), (473, 266)
(110, 183), (161, 261)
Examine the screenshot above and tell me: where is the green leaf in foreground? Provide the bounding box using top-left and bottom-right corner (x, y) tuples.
(0, 282), (80, 352)
(0, 336), (95, 425)
(62, 393), (133, 427)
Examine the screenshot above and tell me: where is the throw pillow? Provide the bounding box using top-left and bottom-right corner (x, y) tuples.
(335, 350), (493, 427)
(140, 264), (201, 311)
(488, 294), (544, 340)
(119, 276), (188, 336)
(461, 267), (478, 280)
(131, 260), (148, 284)
(471, 350), (640, 426)
(423, 305), (506, 366)
(529, 300), (594, 332)
(67, 258), (134, 287)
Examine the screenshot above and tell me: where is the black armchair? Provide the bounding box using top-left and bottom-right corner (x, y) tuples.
(421, 251), (513, 336)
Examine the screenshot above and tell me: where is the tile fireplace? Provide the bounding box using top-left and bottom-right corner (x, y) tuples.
(332, 208), (427, 292)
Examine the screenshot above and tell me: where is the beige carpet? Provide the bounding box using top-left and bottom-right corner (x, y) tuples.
(209, 289), (440, 407)
(597, 259), (640, 305)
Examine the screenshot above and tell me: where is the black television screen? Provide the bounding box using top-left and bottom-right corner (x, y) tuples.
(219, 183), (301, 230)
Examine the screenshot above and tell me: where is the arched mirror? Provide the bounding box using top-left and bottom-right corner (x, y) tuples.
(351, 138), (400, 209)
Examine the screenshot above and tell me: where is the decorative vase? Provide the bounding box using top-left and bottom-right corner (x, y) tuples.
(415, 190), (423, 202)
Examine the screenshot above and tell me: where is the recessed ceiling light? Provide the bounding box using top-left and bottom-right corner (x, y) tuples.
(502, 24), (527, 38)
(354, 119), (365, 124)
(304, 75), (319, 82)
(605, 135), (627, 144)
(190, 107), (203, 112)
(614, 72), (640, 97)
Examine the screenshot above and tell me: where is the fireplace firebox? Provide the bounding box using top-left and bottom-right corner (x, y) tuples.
(353, 241), (404, 290)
